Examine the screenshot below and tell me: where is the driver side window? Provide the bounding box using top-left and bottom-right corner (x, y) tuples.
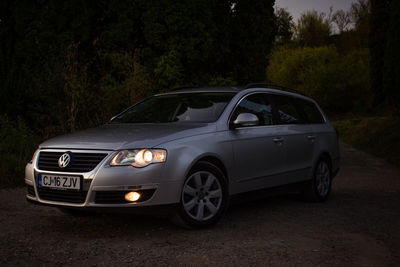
(232, 93), (273, 126)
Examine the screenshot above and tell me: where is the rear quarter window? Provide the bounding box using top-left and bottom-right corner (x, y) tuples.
(272, 94), (305, 124)
(298, 99), (325, 124)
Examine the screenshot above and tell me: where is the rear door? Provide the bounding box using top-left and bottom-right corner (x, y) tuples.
(270, 94), (315, 183)
(229, 93), (288, 192)
(300, 99), (339, 172)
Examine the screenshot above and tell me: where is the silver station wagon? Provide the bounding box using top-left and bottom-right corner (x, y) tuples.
(26, 84), (340, 227)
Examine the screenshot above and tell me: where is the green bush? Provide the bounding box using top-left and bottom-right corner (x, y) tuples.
(267, 46), (371, 114)
(333, 116), (400, 166)
(0, 114), (39, 187)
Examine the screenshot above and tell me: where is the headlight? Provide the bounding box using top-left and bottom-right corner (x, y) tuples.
(110, 149), (167, 168)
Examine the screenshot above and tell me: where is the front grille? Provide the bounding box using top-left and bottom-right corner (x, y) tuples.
(38, 151), (108, 172)
(27, 185), (35, 196)
(95, 189), (156, 204)
(37, 187), (88, 203)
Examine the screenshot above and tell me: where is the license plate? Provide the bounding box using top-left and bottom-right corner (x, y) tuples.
(38, 174), (81, 190)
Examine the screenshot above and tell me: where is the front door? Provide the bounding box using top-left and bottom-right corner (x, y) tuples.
(229, 93), (287, 193)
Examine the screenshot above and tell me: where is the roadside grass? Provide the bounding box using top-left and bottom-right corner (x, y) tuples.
(332, 116), (400, 167)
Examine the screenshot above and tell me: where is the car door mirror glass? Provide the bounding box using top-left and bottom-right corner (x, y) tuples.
(233, 113), (259, 127)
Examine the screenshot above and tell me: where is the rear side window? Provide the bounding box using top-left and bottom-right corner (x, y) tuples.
(298, 99), (325, 124)
(232, 93), (273, 126)
(272, 95), (305, 124)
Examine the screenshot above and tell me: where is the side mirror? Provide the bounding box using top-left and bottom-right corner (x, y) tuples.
(232, 113), (259, 128)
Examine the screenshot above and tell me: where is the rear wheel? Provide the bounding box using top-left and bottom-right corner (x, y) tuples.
(176, 161), (228, 228)
(302, 158), (332, 202)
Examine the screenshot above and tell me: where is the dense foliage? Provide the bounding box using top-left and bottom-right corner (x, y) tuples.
(333, 116), (400, 166)
(382, 0), (400, 111)
(294, 10), (331, 47)
(0, 0), (276, 186)
(267, 46), (370, 113)
(0, 0), (276, 134)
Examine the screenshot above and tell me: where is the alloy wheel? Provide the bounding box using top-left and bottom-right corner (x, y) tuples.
(181, 171), (223, 221)
(316, 161), (330, 197)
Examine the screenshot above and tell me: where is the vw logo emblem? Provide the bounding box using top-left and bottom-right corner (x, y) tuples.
(58, 153), (71, 168)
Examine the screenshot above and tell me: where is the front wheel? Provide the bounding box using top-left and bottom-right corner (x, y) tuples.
(302, 158), (332, 202)
(176, 161), (229, 228)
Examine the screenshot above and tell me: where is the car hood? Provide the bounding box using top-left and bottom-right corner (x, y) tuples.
(39, 123), (216, 150)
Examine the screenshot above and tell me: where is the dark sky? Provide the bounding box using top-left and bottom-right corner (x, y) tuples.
(275, 0), (355, 22)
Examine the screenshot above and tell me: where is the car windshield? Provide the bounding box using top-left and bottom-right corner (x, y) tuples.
(111, 92), (236, 123)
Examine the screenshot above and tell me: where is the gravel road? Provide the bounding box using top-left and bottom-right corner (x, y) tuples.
(1, 143), (399, 266)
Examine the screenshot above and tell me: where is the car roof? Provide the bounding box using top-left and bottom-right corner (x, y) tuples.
(159, 86), (241, 94)
(157, 84), (309, 100)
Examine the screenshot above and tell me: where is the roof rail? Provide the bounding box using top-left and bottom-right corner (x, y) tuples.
(243, 83), (305, 95)
(169, 86), (197, 92)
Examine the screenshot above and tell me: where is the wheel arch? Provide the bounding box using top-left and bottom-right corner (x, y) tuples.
(317, 151), (333, 171)
(196, 155), (228, 180)
(185, 153), (229, 182)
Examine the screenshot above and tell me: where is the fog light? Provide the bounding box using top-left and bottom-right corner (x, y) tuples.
(125, 191), (141, 202)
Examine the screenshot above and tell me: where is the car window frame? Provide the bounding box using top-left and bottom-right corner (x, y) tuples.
(295, 98), (327, 124)
(228, 92), (277, 129)
(269, 93), (312, 125)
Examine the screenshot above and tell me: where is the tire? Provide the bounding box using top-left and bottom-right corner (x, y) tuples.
(174, 161), (229, 228)
(302, 157), (332, 202)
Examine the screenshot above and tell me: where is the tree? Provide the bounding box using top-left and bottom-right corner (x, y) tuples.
(154, 49), (184, 90)
(370, 0), (389, 105)
(225, 0), (276, 83)
(63, 42), (87, 132)
(350, 0), (370, 29)
(267, 46), (370, 113)
(294, 10), (331, 47)
(332, 9), (351, 33)
(0, 0), (277, 134)
(274, 7), (294, 44)
(383, 0), (400, 111)
(350, 0), (371, 48)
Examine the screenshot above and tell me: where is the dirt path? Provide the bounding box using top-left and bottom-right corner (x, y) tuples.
(1, 143), (399, 266)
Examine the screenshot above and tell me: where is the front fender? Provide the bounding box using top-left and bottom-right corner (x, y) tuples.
(158, 131), (234, 197)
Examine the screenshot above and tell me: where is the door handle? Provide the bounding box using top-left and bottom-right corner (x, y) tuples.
(273, 137), (283, 143)
(307, 135), (316, 141)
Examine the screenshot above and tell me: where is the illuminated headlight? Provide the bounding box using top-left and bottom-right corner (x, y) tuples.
(110, 149), (167, 168)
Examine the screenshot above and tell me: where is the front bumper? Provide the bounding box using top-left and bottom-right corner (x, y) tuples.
(25, 149), (182, 208)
